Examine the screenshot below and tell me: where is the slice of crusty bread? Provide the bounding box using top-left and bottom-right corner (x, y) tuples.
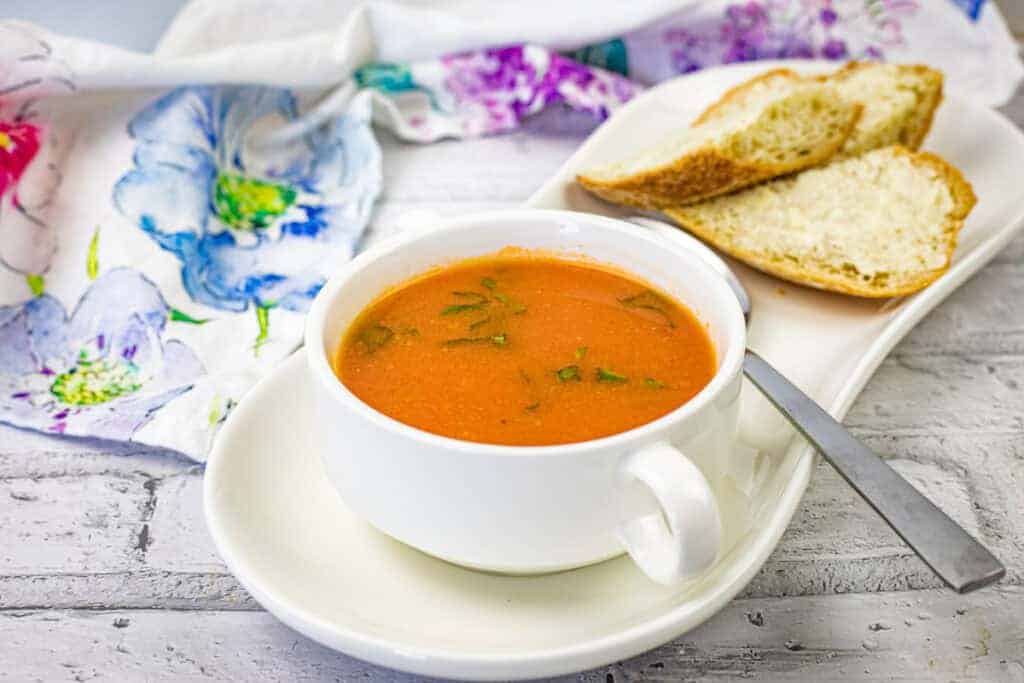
(695, 62), (944, 157)
(826, 62), (943, 155)
(576, 73), (861, 210)
(663, 147), (976, 298)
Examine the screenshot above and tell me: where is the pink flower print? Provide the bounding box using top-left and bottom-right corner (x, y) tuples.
(0, 120), (41, 197)
(0, 23), (74, 292)
(0, 117), (64, 290)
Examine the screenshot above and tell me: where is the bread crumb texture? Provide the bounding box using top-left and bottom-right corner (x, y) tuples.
(827, 63), (943, 155)
(666, 147), (976, 297)
(697, 63), (944, 157)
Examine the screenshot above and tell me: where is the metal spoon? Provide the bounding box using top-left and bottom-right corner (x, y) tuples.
(628, 216), (1005, 594)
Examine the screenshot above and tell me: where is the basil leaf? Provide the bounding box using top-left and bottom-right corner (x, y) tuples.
(357, 323), (394, 353)
(596, 367), (628, 383)
(452, 291), (488, 303)
(442, 333), (508, 348)
(441, 303), (487, 316)
(556, 365), (581, 382)
(618, 290), (675, 327)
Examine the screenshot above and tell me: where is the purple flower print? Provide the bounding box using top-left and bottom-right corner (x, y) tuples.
(434, 45), (638, 137)
(326, 0), (933, 144)
(0, 268), (204, 440)
(663, 0), (894, 73)
(822, 39), (848, 60)
(720, 2), (771, 62)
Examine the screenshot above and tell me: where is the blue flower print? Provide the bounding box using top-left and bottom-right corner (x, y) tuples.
(113, 86), (381, 351)
(0, 268), (204, 440)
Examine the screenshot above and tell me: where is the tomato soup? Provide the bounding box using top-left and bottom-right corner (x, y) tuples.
(335, 252), (717, 446)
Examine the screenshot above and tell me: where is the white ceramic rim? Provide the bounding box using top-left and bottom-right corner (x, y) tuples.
(303, 208), (747, 458)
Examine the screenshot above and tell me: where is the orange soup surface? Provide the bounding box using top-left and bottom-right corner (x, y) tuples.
(336, 253), (717, 446)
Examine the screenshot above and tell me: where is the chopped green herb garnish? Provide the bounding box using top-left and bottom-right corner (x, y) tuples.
(442, 333), (507, 348)
(452, 291), (488, 303)
(442, 291), (490, 315)
(481, 277), (497, 290)
(556, 365), (581, 382)
(524, 402), (540, 412)
(575, 346), (588, 360)
(441, 303), (488, 316)
(357, 323), (394, 353)
(469, 316), (491, 330)
(644, 378), (666, 389)
(489, 290), (526, 314)
(618, 290), (676, 327)
(596, 367), (628, 383)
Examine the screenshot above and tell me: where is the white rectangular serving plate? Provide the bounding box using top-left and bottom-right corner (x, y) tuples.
(527, 59), (1024, 584)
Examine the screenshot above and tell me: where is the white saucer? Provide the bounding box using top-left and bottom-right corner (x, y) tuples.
(204, 352), (799, 681)
(206, 62), (1024, 681)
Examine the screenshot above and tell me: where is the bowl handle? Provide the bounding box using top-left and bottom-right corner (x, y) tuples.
(615, 441), (721, 585)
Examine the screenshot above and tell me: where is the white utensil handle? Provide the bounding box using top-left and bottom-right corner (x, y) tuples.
(616, 441), (721, 585)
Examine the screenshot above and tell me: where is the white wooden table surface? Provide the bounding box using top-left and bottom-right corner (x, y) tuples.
(3, 19), (1024, 683)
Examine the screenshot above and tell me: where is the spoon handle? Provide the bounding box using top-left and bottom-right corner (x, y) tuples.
(742, 350), (1005, 593)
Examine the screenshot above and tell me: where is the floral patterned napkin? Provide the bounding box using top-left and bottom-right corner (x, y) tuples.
(0, 1), (1019, 461)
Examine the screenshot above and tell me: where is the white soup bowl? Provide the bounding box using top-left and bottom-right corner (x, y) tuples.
(304, 209), (746, 584)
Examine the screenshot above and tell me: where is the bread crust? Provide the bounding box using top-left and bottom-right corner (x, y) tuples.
(901, 67), (944, 149)
(823, 61), (944, 150)
(691, 68), (803, 127)
(579, 62), (945, 211)
(576, 97), (861, 210)
(576, 63), (966, 298)
(665, 146), (977, 298)
(700, 61), (944, 150)
(576, 142), (834, 211)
